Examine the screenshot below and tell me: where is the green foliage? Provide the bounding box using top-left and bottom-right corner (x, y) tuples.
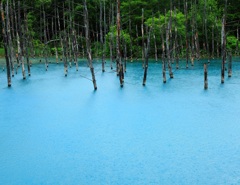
(145, 9), (186, 38)
(34, 0), (52, 7)
(105, 26), (131, 56)
(227, 35), (239, 51)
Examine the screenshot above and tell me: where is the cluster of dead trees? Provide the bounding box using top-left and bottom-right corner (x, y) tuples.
(0, 0), (237, 90)
(1, 0), (32, 87)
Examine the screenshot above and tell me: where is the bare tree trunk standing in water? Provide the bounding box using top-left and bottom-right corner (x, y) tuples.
(103, 0), (107, 72)
(13, 0), (20, 74)
(204, 63), (208, 89)
(72, 29), (79, 71)
(100, 1), (105, 72)
(228, 52), (232, 77)
(236, 26), (239, 56)
(109, 3), (114, 70)
(212, 25), (215, 58)
(161, 25), (166, 83)
(57, 7), (64, 66)
(117, 0), (124, 87)
(194, 0), (200, 60)
(43, 6), (48, 71)
(6, 0), (15, 77)
(128, 3), (133, 62)
(216, 18), (220, 58)
(174, 7), (179, 69)
(184, 0), (189, 68)
(141, 8), (145, 69)
(18, 1), (26, 79)
(221, 0), (227, 84)
(142, 25), (152, 86)
(166, 7), (173, 78)
(152, 14), (158, 63)
(54, 1), (59, 64)
(204, 0), (210, 63)
(84, 0), (97, 90)
(24, 6), (31, 76)
(1, 0), (11, 86)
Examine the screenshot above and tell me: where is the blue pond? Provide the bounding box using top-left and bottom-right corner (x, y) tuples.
(1, 58), (240, 185)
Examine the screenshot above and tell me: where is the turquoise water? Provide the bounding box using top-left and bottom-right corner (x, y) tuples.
(1, 58), (240, 184)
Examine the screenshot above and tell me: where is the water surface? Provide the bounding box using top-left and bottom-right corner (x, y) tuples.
(1, 58), (240, 185)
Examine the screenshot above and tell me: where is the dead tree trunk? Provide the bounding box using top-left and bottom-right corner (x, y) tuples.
(212, 25), (214, 58)
(141, 8), (145, 69)
(236, 26), (239, 56)
(109, 3), (114, 69)
(228, 52), (232, 77)
(18, 1), (26, 79)
(161, 25), (166, 83)
(103, 0), (106, 72)
(73, 29), (79, 71)
(175, 27), (179, 69)
(84, 0), (97, 90)
(174, 7), (179, 69)
(194, 0), (200, 60)
(1, 1), (11, 86)
(153, 16), (158, 62)
(54, 4), (59, 64)
(6, 0), (15, 77)
(142, 26), (151, 86)
(13, 0), (20, 74)
(221, 0), (227, 84)
(204, 63), (208, 89)
(63, 3), (69, 70)
(135, 25), (139, 60)
(190, 1), (195, 66)
(43, 7), (48, 71)
(117, 0), (124, 87)
(204, 0), (210, 63)
(184, 1), (189, 68)
(68, 1), (73, 68)
(166, 9), (174, 78)
(24, 7), (31, 76)
(63, 31), (68, 77)
(123, 36), (127, 72)
(128, 4), (133, 62)
(100, 1), (105, 72)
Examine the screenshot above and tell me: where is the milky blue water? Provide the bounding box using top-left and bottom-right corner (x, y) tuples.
(1, 58), (240, 185)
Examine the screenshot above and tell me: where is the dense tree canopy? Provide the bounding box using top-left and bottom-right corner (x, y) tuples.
(0, 0), (239, 57)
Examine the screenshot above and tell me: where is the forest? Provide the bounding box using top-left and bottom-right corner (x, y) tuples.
(0, 0), (240, 89)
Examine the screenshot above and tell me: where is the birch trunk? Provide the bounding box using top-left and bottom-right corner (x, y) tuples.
(24, 7), (31, 76)
(184, 1), (189, 68)
(84, 0), (97, 90)
(221, 1), (227, 84)
(18, 1), (26, 79)
(100, 1), (105, 72)
(6, 0), (15, 77)
(228, 52), (232, 77)
(1, 1), (11, 86)
(43, 8), (48, 71)
(166, 9), (173, 78)
(117, 0), (123, 87)
(143, 26), (151, 86)
(141, 8), (144, 68)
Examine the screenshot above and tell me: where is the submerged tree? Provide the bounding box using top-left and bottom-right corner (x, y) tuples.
(116, 0), (124, 87)
(83, 0), (97, 90)
(1, 0), (11, 86)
